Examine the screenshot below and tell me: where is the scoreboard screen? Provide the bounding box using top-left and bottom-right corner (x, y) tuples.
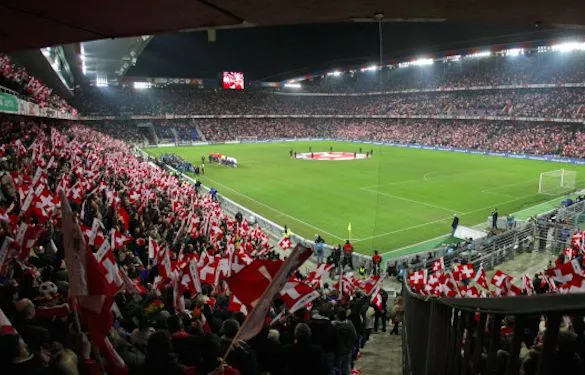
(222, 72), (245, 90)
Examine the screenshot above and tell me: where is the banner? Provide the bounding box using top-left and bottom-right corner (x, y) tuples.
(0, 92), (18, 113)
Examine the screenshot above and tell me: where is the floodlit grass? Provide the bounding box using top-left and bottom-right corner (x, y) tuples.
(145, 141), (585, 255)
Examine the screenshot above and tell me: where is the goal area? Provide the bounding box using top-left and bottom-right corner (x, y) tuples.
(538, 169), (577, 195)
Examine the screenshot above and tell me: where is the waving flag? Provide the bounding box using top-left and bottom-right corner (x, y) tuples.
(227, 244), (312, 342)
(279, 281), (320, 313)
(278, 236), (293, 250)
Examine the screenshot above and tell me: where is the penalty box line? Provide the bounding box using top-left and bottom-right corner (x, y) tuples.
(360, 186), (462, 214)
(358, 191), (541, 246)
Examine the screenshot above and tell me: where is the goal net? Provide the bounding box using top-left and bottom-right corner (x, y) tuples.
(538, 169), (577, 195)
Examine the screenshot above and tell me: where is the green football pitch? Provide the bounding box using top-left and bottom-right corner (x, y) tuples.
(145, 141), (585, 256)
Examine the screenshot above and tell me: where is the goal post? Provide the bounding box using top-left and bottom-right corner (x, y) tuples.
(538, 169), (577, 195)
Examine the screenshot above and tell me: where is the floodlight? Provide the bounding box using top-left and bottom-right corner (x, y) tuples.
(412, 58), (434, 66)
(327, 71), (342, 77)
(551, 42), (585, 53)
(360, 65), (378, 72)
(134, 82), (151, 89)
(284, 83), (301, 89)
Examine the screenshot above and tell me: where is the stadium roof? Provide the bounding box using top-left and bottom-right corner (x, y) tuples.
(2, 0), (585, 52)
(128, 23), (583, 82)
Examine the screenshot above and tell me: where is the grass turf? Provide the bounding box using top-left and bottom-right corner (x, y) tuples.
(145, 141), (585, 256)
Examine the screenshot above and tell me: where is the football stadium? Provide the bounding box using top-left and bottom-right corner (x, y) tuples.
(4, 3), (585, 375)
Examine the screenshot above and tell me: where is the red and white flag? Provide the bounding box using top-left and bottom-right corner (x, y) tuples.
(116, 206), (130, 232)
(473, 265), (490, 290)
(227, 244), (312, 341)
(452, 263), (475, 282)
(432, 257), (445, 272)
(546, 258), (585, 284)
(371, 286), (384, 310)
(360, 275), (382, 296)
(306, 263), (333, 288)
(227, 294), (248, 315)
(279, 281), (320, 313)
(490, 270), (513, 289)
(95, 241), (123, 295)
(111, 229), (132, 250)
(148, 237), (160, 259)
(522, 274), (535, 295)
(61, 192), (127, 373)
(278, 236), (293, 250)
(408, 269), (427, 288)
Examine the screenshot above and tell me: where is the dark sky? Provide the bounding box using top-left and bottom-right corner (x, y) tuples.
(128, 21), (582, 81)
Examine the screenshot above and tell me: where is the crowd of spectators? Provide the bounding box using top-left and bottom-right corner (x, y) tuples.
(0, 115), (383, 375)
(76, 86), (585, 119)
(90, 118), (585, 159)
(0, 54), (76, 114)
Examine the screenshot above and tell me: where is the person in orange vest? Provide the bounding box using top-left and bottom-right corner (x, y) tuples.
(372, 250), (382, 276)
(342, 240), (354, 270)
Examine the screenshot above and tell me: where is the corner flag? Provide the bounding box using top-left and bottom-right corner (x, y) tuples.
(347, 223), (352, 241)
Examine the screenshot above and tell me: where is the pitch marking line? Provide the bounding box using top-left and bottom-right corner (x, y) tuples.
(360, 168), (496, 191)
(201, 176), (346, 241)
(358, 191), (541, 244)
(360, 186), (462, 214)
(480, 178), (536, 194)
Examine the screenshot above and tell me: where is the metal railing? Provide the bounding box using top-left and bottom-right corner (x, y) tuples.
(403, 281), (585, 375)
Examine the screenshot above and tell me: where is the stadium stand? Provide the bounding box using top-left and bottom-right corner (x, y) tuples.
(6, 44), (585, 375)
(0, 54), (76, 115)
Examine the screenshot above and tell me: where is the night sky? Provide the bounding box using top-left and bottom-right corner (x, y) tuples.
(128, 21), (581, 81)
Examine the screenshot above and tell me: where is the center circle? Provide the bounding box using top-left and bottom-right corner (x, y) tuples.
(295, 152), (368, 161)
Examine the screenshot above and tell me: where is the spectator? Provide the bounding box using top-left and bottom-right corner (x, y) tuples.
(141, 330), (186, 375)
(283, 323), (326, 375)
(332, 308), (357, 375)
(220, 319), (259, 375)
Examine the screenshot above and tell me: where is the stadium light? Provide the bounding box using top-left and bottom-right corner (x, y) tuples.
(551, 42), (585, 53)
(80, 44), (87, 75)
(133, 82), (151, 89)
(466, 51), (491, 58)
(284, 83), (301, 89)
(504, 48), (524, 57)
(96, 77), (108, 87)
(443, 55), (461, 62)
(327, 71), (342, 77)
(411, 58), (434, 66)
(360, 65), (378, 72)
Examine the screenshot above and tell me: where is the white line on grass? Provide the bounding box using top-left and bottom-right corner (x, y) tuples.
(480, 178), (536, 193)
(201, 176), (346, 241)
(352, 215), (455, 243)
(358, 191), (540, 244)
(360, 186), (462, 214)
(359, 179), (423, 190)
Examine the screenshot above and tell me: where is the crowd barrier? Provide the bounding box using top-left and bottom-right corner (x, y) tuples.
(403, 281), (585, 375)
